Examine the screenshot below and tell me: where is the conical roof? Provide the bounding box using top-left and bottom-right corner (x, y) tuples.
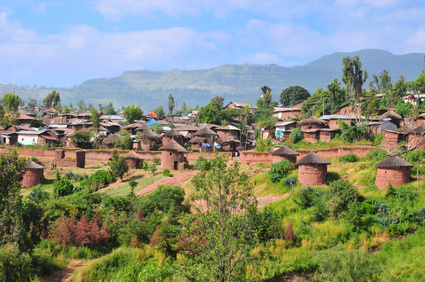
(176, 124), (199, 132)
(378, 110), (402, 121)
(135, 123), (149, 132)
(188, 136), (208, 144)
(271, 145), (299, 156)
(375, 156), (413, 168)
(25, 160), (44, 170)
(298, 116), (326, 126)
(412, 125), (425, 134)
(295, 151), (331, 165)
(194, 126), (217, 136)
(123, 151), (144, 160)
(159, 140), (188, 153)
(141, 128), (160, 139)
(102, 133), (122, 145)
(163, 128), (184, 137)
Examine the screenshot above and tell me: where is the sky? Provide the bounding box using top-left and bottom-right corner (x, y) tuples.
(1, 0), (425, 88)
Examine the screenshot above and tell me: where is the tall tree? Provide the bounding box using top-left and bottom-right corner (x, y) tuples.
(108, 150), (129, 181)
(186, 156), (259, 281)
(379, 70), (392, 93)
(43, 90), (60, 108)
(26, 98), (37, 112)
(122, 105), (143, 124)
(2, 93), (22, 123)
(280, 86), (310, 106)
(154, 105), (165, 120)
(209, 96), (225, 108)
(77, 99), (87, 112)
(167, 93), (175, 116)
(90, 108), (100, 132)
(342, 55), (368, 119)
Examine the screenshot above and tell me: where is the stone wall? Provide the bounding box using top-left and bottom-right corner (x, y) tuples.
(21, 169), (44, 188)
(298, 164), (327, 186)
(375, 167), (411, 190)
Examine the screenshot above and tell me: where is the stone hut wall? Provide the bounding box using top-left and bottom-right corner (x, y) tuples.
(272, 155), (297, 164)
(303, 132), (318, 143)
(375, 167), (411, 190)
(319, 131), (332, 143)
(408, 135), (425, 150)
(126, 158), (143, 169)
(161, 150), (181, 171)
(382, 131), (399, 147)
(298, 164), (327, 186)
(21, 169), (44, 188)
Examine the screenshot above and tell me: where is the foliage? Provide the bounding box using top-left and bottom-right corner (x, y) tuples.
(154, 105), (165, 120)
(123, 105), (143, 124)
(280, 85), (310, 106)
(269, 160), (295, 183)
(108, 150), (129, 181)
(186, 156), (259, 281)
(342, 55), (368, 105)
(143, 185), (186, 214)
(339, 121), (367, 142)
(198, 101), (239, 125)
(53, 179), (74, 197)
(290, 127), (303, 144)
(162, 169), (172, 177)
(254, 138), (272, 152)
(70, 130), (92, 149)
(342, 153), (360, 163)
(148, 164), (157, 175)
(150, 123), (163, 134)
(284, 177), (298, 188)
(0, 243), (32, 281)
(91, 108), (100, 132)
(252, 206), (284, 242)
(152, 157), (161, 165)
(326, 180), (360, 216)
(394, 99), (413, 118)
(43, 90), (61, 108)
(295, 187), (321, 209)
(193, 156), (211, 171)
(365, 148), (388, 161)
(167, 93), (175, 115)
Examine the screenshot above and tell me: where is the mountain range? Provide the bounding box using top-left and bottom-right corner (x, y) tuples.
(1, 49), (424, 112)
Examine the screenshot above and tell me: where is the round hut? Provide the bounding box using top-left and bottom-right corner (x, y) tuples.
(123, 151), (144, 169)
(271, 145), (299, 163)
(187, 136), (209, 151)
(375, 156), (413, 190)
(140, 128), (160, 151)
(295, 151), (331, 186)
(21, 160), (45, 188)
(159, 139), (189, 171)
(176, 124), (200, 139)
(298, 116), (327, 131)
(161, 128), (184, 146)
(101, 133), (122, 149)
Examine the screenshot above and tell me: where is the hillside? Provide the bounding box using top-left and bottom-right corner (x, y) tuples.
(1, 49), (423, 111)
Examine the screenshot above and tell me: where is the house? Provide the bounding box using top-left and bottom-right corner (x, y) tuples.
(375, 156), (413, 190)
(275, 120), (297, 140)
(273, 102), (303, 120)
(377, 110), (403, 127)
(215, 125), (240, 143)
(223, 102), (250, 110)
(17, 130), (58, 146)
(298, 116), (326, 131)
(0, 131), (17, 145)
(296, 151), (331, 186)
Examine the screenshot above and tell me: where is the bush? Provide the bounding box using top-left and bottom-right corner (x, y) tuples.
(269, 160), (295, 183)
(142, 185), (186, 213)
(342, 153), (359, 163)
(91, 170), (117, 185)
(194, 156), (210, 171)
(326, 180), (360, 213)
(149, 164), (157, 175)
(284, 177), (298, 188)
(163, 169), (172, 177)
(396, 186), (417, 201)
(295, 187), (320, 209)
(290, 127), (303, 144)
(152, 157), (161, 165)
(365, 148), (388, 161)
(254, 138), (272, 152)
(326, 171), (341, 184)
(53, 179), (74, 197)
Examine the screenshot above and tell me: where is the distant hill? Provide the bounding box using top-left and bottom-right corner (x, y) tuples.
(1, 49), (424, 111)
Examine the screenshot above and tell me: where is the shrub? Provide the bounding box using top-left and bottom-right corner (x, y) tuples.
(295, 187), (320, 209)
(342, 153), (359, 163)
(163, 169), (172, 177)
(142, 161), (149, 170)
(284, 177), (298, 188)
(290, 127), (303, 144)
(396, 186), (417, 201)
(53, 179), (74, 197)
(152, 157), (161, 165)
(143, 185), (186, 213)
(326, 171), (341, 184)
(91, 170), (116, 185)
(254, 138), (272, 152)
(149, 164), (157, 175)
(326, 180), (360, 213)
(194, 156), (210, 171)
(365, 148), (388, 161)
(269, 160), (294, 183)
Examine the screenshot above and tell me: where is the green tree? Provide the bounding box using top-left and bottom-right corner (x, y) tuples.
(154, 105), (165, 120)
(77, 99), (86, 112)
(43, 90), (61, 108)
(167, 93), (175, 116)
(269, 160), (295, 183)
(393, 75), (407, 102)
(91, 108), (100, 132)
(209, 96), (225, 108)
(1, 93), (22, 124)
(108, 150), (129, 180)
(280, 86), (310, 106)
(379, 69), (392, 93)
(342, 55), (368, 111)
(123, 105), (143, 124)
(70, 130), (92, 149)
(186, 156), (259, 281)
(406, 150), (425, 197)
(26, 98), (37, 112)
(198, 101), (223, 125)
(181, 101), (189, 116)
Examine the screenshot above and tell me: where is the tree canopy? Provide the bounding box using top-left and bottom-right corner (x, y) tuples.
(43, 90), (61, 108)
(123, 105), (143, 124)
(280, 86), (310, 106)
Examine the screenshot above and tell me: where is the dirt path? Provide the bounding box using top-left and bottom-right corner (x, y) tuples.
(136, 170), (198, 196)
(61, 259), (86, 282)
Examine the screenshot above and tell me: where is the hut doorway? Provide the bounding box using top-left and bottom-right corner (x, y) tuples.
(174, 161), (178, 170)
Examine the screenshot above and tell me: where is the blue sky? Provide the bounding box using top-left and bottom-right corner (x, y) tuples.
(1, 0), (425, 87)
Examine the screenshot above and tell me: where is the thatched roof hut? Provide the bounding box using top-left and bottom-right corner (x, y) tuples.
(271, 145), (299, 163)
(296, 151), (331, 186)
(375, 156), (413, 189)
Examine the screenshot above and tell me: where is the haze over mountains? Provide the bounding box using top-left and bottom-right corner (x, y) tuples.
(1, 49), (424, 112)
